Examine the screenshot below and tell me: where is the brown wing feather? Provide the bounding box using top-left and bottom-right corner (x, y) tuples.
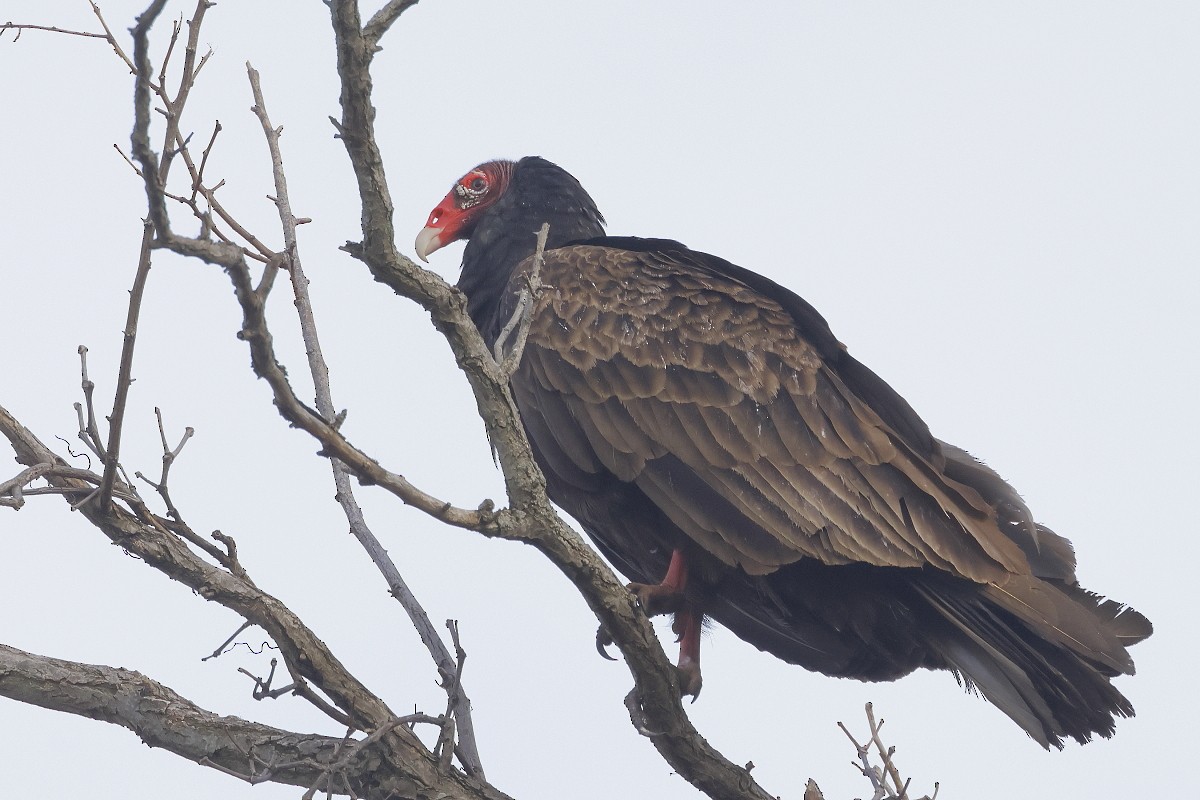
(518, 244), (1030, 582)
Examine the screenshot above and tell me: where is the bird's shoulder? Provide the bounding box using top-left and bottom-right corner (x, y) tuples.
(520, 236), (936, 458)
(537, 237), (840, 351)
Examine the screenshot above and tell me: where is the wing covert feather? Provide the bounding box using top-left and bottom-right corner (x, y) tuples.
(516, 245), (1033, 582)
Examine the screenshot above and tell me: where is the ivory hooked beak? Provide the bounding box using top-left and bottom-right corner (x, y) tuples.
(414, 226), (444, 263)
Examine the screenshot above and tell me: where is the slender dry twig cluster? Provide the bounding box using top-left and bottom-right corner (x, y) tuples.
(835, 704), (938, 800)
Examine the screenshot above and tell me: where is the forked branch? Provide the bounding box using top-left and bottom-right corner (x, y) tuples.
(837, 703), (938, 800)
(0, 643), (403, 798)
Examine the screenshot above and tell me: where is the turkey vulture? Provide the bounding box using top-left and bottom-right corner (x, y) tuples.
(415, 156), (1151, 748)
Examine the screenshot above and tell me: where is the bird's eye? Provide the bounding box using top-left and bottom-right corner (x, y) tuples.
(453, 171), (491, 207)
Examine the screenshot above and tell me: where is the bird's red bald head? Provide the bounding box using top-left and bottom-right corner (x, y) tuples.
(415, 160), (515, 262)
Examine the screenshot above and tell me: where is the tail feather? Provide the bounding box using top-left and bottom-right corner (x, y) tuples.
(939, 635), (1058, 748)
(916, 577), (1144, 748)
(706, 556), (1149, 747)
(983, 575), (1136, 674)
(1066, 585), (1154, 650)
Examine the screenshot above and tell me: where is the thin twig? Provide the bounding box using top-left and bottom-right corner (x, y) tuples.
(494, 222), (547, 379)
(839, 716), (888, 800)
(125, 1), (274, 269)
(96, 219), (156, 508)
(75, 346), (106, 460)
(202, 620), (254, 660)
(158, 16), (181, 95)
(181, 159), (275, 259)
(0, 464), (95, 509)
(866, 703), (907, 797)
(134, 406), (194, 523)
(88, 1), (136, 72)
(436, 620), (468, 770)
(0, 22), (106, 41)
(192, 120), (222, 205)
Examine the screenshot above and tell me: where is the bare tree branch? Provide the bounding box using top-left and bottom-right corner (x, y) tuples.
(245, 60), (484, 778)
(0, 400), (508, 800)
(363, 0), (421, 48)
(0, 643), (388, 798)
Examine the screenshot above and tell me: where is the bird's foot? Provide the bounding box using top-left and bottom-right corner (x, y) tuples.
(627, 580), (686, 617)
(676, 659), (703, 700)
(628, 548), (690, 617)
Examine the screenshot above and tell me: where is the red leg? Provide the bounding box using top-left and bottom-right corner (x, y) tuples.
(628, 548), (704, 697)
(673, 605), (704, 698)
(628, 548), (689, 616)
(661, 547), (688, 593)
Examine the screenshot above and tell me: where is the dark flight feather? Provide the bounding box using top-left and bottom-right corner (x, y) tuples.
(433, 155), (1151, 748)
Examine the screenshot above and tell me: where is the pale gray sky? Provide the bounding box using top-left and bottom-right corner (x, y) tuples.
(2, 2), (1196, 798)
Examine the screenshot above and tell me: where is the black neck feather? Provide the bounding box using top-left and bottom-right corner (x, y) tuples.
(456, 156), (605, 344)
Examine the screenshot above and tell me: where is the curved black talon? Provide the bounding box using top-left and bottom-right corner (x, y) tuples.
(595, 625), (618, 661)
(624, 688), (666, 737)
